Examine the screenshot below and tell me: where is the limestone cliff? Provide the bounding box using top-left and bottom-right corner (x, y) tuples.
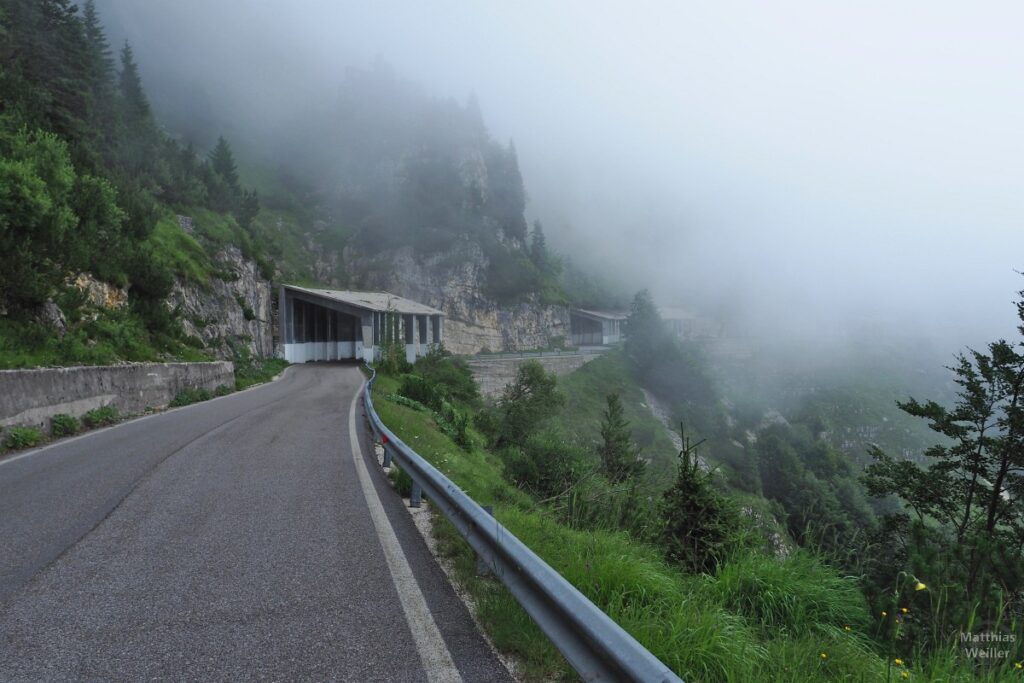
(344, 241), (570, 355)
(169, 240), (274, 359)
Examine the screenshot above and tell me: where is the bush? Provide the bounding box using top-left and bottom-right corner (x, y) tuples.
(502, 429), (589, 501)
(412, 348), (480, 405)
(399, 374), (443, 411)
(214, 384), (233, 397)
(50, 413), (80, 437)
(169, 387), (213, 407)
(3, 426), (43, 450)
(82, 405), (118, 428)
(492, 361), (564, 448)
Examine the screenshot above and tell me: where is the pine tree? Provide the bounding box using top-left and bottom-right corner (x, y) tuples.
(598, 393), (645, 483)
(118, 42), (151, 125)
(81, 0), (113, 85)
(209, 136), (240, 194)
(660, 425), (737, 574)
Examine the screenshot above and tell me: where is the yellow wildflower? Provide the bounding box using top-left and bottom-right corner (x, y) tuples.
(843, 625), (851, 632)
(914, 581), (927, 591)
(901, 672), (909, 680)
(881, 611), (888, 617)
(820, 652), (828, 660)
(895, 658), (904, 666)
(1016, 662), (1023, 670)
(900, 607), (909, 614)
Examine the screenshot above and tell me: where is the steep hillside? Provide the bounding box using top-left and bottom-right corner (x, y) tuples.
(0, 3), (598, 367)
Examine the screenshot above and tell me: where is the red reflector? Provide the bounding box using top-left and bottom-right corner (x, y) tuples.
(382, 434), (389, 445)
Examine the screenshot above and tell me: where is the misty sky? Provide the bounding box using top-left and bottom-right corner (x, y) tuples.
(96, 0), (1024, 348)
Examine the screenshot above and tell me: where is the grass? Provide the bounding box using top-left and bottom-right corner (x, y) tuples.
(145, 213), (216, 285)
(370, 368), (893, 682)
(550, 349), (680, 485)
(234, 357), (289, 391)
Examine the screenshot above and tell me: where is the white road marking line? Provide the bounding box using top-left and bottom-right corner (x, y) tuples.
(347, 381), (463, 683)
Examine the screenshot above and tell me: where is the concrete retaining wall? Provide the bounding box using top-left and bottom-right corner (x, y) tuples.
(465, 355), (597, 397)
(0, 362), (235, 432)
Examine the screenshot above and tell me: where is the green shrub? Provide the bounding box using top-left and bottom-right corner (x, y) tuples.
(50, 413), (80, 437)
(502, 429), (589, 501)
(214, 384), (233, 397)
(412, 348), (480, 405)
(399, 374), (443, 411)
(169, 387), (213, 407)
(82, 405), (118, 428)
(3, 426), (43, 450)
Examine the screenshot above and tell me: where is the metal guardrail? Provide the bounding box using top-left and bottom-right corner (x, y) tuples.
(362, 368), (684, 683)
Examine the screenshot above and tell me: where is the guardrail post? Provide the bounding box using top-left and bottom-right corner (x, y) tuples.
(382, 443), (392, 468)
(410, 480), (422, 508)
(476, 505), (494, 576)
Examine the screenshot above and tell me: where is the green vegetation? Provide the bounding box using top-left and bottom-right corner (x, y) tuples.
(862, 287), (1024, 663)
(0, 1), (286, 368)
(169, 387), (214, 407)
(82, 405), (118, 428)
(3, 426), (43, 450)
(234, 356), (289, 391)
(370, 357), (900, 681)
(50, 413), (80, 437)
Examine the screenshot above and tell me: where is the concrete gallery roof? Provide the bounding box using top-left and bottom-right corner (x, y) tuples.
(572, 308), (627, 321)
(284, 285), (445, 316)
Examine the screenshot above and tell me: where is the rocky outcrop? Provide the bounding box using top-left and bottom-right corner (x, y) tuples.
(68, 273), (128, 310)
(169, 243), (274, 359)
(345, 241), (570, 355)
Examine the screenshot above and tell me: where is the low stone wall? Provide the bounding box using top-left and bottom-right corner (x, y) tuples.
(465, 354), (597, 397)
(0, 362), (235, 432)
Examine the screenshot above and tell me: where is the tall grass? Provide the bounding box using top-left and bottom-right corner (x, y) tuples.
(372, 370), (904, 681)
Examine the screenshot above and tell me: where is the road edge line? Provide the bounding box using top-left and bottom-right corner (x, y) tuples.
(347, 380), (463, 683)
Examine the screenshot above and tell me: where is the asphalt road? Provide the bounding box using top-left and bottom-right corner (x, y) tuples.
(0, 363), (513, 682)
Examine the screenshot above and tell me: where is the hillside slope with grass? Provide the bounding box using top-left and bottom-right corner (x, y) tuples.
(368, 315), (1021, 681)
(368, 355), (914, 682)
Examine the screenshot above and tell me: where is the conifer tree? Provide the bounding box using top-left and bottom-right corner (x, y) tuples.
(209, 136), (240, 194)
(81, 0), (113, 85)
(598, 393), (645, 483)
(118, 42), (151, 125)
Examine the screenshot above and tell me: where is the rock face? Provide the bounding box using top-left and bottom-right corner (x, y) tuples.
(345, 241), (570, 355)
(69, 273), (128, 310)
(169, 244), (274, 359)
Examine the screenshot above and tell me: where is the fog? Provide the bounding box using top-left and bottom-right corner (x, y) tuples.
(95, 0), (1024, 351)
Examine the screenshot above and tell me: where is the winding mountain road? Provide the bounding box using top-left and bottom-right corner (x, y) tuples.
(0, 363), (512, 681)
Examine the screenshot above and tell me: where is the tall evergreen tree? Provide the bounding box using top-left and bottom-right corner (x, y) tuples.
(81, 0), (113, 84)
(209, 135), (240, 193)
(598, 393), (645, 483)
(118, 42), (151, 125)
